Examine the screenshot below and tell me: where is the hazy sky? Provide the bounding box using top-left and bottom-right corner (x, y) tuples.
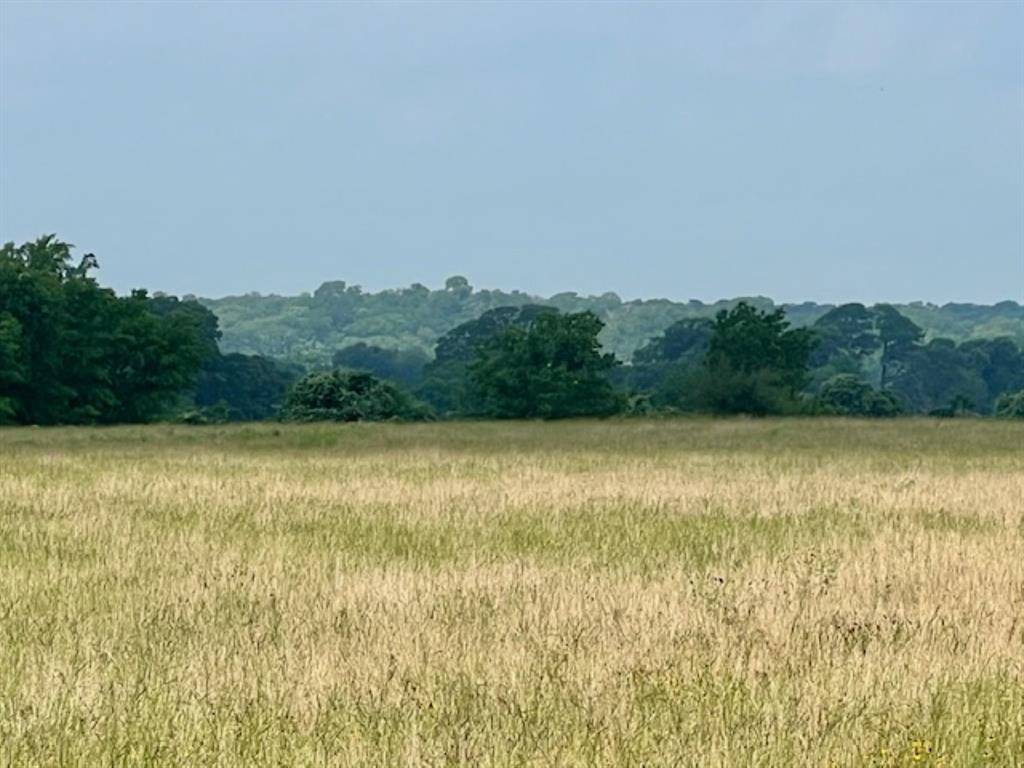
(1, 1), (1022, 303)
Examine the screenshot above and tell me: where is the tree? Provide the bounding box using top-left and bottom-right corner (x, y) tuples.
(468, 311), (622, 419)
(280, 370), (431, 422)
(886, 338), (988, 415)
(817, 374), (903, 417)
(0, 236), (79, 423)
(102, 289), (213, 423)
(418, 305), (558, 415)
(960, 337), (1024, 411)
(626, 318), (713, 405)
(444, 275), (471, 294)
(875, 304), (924, 389)
(808, 304), (881, 389)
(632, 318), (713, 367)
(812, 303), (880, 363)
(0, 312), (24, 423)
(691, 302), (816, 415)
(0, 236), (212, 424)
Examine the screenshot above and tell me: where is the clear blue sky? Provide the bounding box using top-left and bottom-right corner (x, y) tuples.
(1, 1), (1021, 303)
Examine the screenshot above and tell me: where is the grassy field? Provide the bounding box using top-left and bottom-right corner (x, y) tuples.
(0, 419), (1022, 766)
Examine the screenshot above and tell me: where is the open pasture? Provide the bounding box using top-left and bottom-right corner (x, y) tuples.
(1, 419), (1022, 766)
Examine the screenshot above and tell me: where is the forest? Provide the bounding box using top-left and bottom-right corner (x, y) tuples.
(201, 275), (1024, 366)
(2, 235), (1023, 425)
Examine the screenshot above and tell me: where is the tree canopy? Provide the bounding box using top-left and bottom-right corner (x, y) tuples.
(682, 303), (816, 415)
(3, 235), (1022, 424)
(468, 311), (622, 419)
(0, 237), (212, 424)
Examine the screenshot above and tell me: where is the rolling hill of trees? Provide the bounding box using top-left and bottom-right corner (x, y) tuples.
(198, 276), (1024, 368)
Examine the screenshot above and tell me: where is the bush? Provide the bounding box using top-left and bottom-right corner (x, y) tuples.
(994, 389), (1024, 419)
(817, 374), (903, 417)
(280, 370), (431, 422)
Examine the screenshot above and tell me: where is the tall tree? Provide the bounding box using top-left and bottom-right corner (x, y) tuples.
(418, 305), (557, 414)
(875, 304), (924, 389)
(693, 302), (816, 415)
(0, 312), (25, 423)
(468, 311), (622, 419)
(0, 236), (213, 424)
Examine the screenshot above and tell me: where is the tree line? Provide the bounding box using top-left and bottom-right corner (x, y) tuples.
(0, 237), (297, 425)
(202, 274), (1024, 368)
(2, 236), (1022, 425)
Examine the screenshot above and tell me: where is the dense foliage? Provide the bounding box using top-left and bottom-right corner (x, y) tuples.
(191, 353), (303, 422)
(417, 305), (558, 415)
(200, 278), (1024, 368)
(2, 236), (1022, 424)
(0, 236), (302, 425)
(817, 374), (903, 417)
(280, 370), (430, 422)
(0, 237), (211, 424)
(468, 311), (622, 419)
(692, 304), (816, 415)
(807, 304), (1024, 414)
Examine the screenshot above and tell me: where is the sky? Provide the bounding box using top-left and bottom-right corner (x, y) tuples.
(1, 1), (1022, 304)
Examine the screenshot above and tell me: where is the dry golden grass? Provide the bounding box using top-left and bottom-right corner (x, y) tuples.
(0, 419), (1022, 766)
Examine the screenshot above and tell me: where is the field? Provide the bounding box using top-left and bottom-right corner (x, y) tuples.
(1, 419), (1022, 766)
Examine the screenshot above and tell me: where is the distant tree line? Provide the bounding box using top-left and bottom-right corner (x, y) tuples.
(201, 273), (1024, 367)
(2, 236), (1022, 424)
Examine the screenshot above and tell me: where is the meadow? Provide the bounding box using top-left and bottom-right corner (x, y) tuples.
(0, 419), (1021, 766)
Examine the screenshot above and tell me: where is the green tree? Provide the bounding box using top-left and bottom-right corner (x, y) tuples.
(418, 305), (557, 415)
(812, 304), (879, 361)
(281, 370), (431, 422)
(875, 304), (924, 389)
(468, 311), (622, 419)
(0, 312), (25, 422)
(808, 303), (881, 390)
(817, 374), (903, 417)
(959, 337), (1024, 410)
(886, 338), (988, 415)
(0, 236), (79, 423)
(0, 236), (212, 424)
(692, 302), (816, 415)
(626, 318), (713, 405)
(102, 290), (213, 423)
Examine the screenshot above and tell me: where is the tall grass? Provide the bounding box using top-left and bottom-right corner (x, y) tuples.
(1, 419), (1021, 766)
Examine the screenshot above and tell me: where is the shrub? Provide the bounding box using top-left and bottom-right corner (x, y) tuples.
(281, 371), (431, 422)
(994, 389), (1024, 419)
(817, 374), (903, 417)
